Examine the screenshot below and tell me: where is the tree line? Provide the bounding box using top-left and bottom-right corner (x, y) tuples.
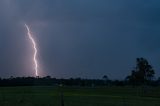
(0, 57), (159, 87)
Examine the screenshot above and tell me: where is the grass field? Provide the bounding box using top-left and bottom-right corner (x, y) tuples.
(0, 86), (160, 106)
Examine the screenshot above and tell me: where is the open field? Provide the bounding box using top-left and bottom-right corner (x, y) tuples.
(0, 86), (160, 106)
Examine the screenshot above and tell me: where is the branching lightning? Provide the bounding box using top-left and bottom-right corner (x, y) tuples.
(25, 24), (38, 76)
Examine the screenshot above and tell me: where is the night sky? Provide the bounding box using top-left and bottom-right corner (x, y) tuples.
(0, 0), (160, 79)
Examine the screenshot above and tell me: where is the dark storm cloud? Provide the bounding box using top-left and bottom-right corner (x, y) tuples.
(0, 0), (160, 79)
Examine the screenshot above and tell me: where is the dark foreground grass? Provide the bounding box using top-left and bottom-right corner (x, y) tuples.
(0, 86), (160, 106)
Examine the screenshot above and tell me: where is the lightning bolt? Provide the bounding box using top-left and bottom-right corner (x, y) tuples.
(25, 24), (38, 77)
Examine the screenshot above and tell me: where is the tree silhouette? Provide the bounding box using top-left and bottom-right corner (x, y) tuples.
(127, 58), (155, 85)
(103, 75), (109, 86)
(103, 75), (108, 81)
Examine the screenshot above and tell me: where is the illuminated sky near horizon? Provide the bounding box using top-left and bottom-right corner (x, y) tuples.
(0, 0), (160, 79)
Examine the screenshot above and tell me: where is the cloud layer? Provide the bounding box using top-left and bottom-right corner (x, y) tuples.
(0, 0), (160, 79)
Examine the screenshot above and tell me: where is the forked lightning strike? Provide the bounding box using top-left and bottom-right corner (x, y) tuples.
(25, 24), (38, 76)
